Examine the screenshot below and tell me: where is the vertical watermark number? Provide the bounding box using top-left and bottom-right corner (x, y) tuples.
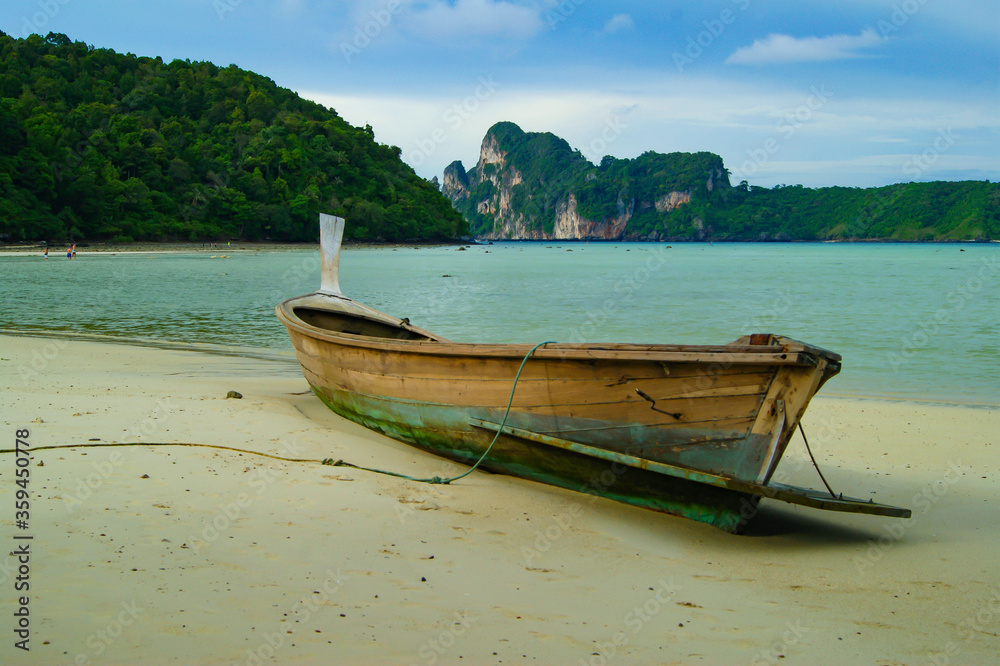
(13, 428), (33, 651)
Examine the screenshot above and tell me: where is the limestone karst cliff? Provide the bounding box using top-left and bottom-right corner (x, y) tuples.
(442, 122), (728, 240)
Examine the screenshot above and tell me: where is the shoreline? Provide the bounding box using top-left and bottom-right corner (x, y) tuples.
(1, 238), (996, 255)
(0, 241), (316, 254)
(0, 334), (997, 664)
(0, 240), (465, 254)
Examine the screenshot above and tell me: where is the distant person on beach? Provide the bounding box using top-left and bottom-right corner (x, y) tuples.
(71, 243), (77, 258)
(66, 247), (72, 259)
(43, 247), (48, 259)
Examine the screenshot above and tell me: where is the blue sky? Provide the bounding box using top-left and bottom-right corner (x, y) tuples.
(4, 0), (998, 187)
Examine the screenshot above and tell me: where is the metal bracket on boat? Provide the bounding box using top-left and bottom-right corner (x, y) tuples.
(756, 398), (786, 485)
(634, 389), (682, 420)
(468, 417), (911, 519)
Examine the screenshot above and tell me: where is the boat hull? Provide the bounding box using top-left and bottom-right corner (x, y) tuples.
(277, 294), (841, 532)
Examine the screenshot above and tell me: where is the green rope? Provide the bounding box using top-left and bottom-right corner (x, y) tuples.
(324, 340), (556, 485)
(0, 441), (322, 462)
(0, 440), (499, 485)
(434, 340), (556, 483)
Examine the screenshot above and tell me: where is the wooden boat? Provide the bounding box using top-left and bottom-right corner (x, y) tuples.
(277, 214), (910, 532)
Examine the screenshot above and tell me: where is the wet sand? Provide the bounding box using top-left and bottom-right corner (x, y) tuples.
(1, 334), (998, 665)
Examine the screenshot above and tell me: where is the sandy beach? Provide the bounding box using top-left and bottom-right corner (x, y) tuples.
(0, 240), (462, 255)
(1, 333), (998, 665)
(0, 242), (316, 255)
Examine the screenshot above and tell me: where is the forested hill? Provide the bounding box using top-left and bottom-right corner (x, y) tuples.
(444, 122), (999, 242)
(0, 32), (466, 243)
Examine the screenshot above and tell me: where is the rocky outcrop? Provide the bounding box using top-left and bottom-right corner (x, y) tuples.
(654, 190), (691, 212)
(441, 161), (469, 202)
(467, 136), (531, 237)
(476, 131), (506, 170)
(479, 192), (634, 240)
(553, 194), (633, 239)
(443, 122), (729, 240)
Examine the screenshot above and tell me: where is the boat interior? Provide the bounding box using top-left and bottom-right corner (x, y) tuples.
(293, 306), (436, 341)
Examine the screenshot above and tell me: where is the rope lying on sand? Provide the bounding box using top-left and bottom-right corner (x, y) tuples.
(0, 441), (321, 464)
(0, 440), (456, 484)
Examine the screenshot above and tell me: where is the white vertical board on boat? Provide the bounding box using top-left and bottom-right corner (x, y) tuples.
(318, 214), (345, 296)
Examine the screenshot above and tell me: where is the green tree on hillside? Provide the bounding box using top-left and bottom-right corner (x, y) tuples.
(0, 31), (466, 242)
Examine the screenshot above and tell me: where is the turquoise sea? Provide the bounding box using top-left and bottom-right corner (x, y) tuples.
(2, 242), (998, 406)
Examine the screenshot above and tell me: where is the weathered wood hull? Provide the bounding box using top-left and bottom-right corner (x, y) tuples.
(277, 292), (841, 532)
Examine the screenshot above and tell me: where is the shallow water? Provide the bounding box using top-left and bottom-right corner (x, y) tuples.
(2, 242), (997, 405)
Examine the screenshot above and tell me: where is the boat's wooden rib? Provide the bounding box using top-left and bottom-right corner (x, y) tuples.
(276, 213), (910, 533)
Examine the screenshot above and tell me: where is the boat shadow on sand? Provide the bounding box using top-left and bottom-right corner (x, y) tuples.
(740, 503), (881, 541)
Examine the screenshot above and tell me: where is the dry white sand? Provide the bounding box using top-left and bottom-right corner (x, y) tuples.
(1, 334), (998, 665)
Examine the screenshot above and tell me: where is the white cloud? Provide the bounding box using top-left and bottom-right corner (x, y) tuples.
(300, 71), (999, 187)
(603, 14), (634, 34)
(725, 29), (885, 65)
(401, 0), (545, 42)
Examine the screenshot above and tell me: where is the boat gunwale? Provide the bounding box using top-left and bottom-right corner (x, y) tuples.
(277, 294), (839, 366)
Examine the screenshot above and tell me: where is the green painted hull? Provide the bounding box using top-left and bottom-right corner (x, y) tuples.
(312, 385), (759, 532)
